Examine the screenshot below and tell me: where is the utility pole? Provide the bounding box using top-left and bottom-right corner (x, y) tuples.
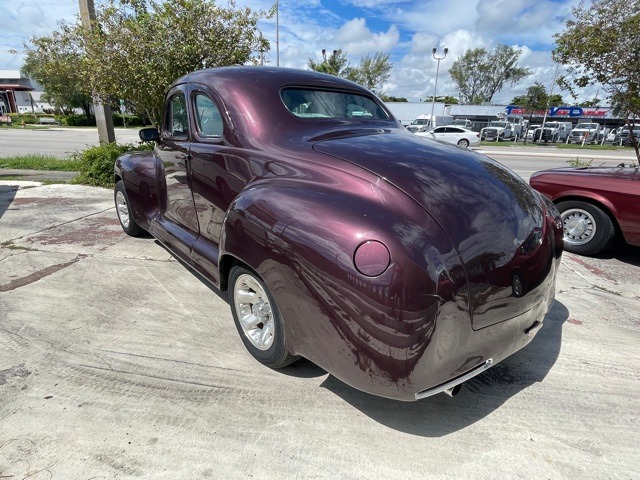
(78, 0), (115, 144)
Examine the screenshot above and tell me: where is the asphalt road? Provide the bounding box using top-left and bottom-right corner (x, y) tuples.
(0, 131), (639, 479)
(0, 127), (140, 158)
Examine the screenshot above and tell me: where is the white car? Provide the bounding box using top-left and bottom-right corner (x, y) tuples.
(415, 126), (480, 148)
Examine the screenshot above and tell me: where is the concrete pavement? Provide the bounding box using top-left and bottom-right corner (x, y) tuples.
(1, 181), (639, 479)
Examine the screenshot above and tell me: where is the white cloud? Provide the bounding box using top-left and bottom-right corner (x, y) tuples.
(392, 0), (481, 36)
(334, 18), (400, 55)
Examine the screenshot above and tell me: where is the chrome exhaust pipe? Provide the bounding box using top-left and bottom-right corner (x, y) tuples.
(414, 358), (494, 400)
(444, 384), (462, 397)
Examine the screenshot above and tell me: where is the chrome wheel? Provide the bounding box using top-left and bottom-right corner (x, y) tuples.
(233, 273), (275, 351)
(562, 208), (596, 246)
(115, 190), (130, 229)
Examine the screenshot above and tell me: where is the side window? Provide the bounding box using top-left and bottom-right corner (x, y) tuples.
(194, 94), (223, 137)
(166, 92), (189, 139)
(434, 127), (446, 133)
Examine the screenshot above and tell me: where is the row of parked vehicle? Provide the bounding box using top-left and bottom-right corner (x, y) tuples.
(405, 113), (638, 149)
(474, 120), (638, 146)
(520, 122), (639, 146)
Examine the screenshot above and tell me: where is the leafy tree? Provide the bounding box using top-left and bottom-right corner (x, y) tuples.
(348, 52), (392, 93)
(449, 45), (530, 104)
(548, 94), (564, 106)
(510, 89), (563, 108)
(517, 82), (549, 144)
(86, 0), (269, 124)
(22, 27), (92, 117)
(578, 98), (601, 107)
(553, 0), (640, 159)
(23, 0), (269, 125)
(379, 95), (408, 102)
(422, 95), (459, 104)
(308, 50), (393, 94)
(308, 50), (352, 77)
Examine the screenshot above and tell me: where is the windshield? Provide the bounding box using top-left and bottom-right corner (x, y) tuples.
(410, 119), (428, 125)
(544, 123), (559, 128)
(575, 123), (597, 129)
(281, 88), (389, 120)
(488, 122), (507, 127)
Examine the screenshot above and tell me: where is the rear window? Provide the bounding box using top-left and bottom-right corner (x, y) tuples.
(281, 88), (389, 120)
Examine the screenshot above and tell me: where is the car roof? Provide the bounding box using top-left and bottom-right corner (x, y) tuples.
(168, 67), (398, 148)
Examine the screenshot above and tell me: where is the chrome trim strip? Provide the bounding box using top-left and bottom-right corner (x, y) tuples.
(414, 358), (494, 400)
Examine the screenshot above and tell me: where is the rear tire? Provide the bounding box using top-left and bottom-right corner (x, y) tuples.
(115, 180), (145, 237)
(457, 138), (470, 148)
(556, 201), (615, 255)
(229, 266), (298, 369)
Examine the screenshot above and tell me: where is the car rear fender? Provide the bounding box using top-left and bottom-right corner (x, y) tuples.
(219, 179), (469, 377)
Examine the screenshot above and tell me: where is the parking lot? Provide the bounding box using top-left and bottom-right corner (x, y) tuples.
(1, 148), (639, 478)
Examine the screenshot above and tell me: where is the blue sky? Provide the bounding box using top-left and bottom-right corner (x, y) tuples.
(0, 0), (596, 104)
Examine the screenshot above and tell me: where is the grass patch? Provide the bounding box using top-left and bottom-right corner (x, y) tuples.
(0, 154), (81, 171)
(555, 143), (627, 151)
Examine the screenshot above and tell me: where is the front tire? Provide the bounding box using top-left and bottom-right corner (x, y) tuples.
(556, 201), (615, 255)
(115, 180), (144, 237)
(457, 138), (470, 148)
(229, 266), (298, 369)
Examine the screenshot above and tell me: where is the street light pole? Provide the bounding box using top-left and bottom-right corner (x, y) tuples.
(429, 47), (448, 129)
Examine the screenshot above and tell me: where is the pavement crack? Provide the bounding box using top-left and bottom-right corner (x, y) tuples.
(92, 352), (114, 371)
(561, 259), (624, 297)
(0, 254), (87, 292)
(0, 326), (30, 343)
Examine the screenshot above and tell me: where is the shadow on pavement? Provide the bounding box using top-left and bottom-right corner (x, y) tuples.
(593, 241), (640, 267)
(0, 184), (19, 220)
(318, 300), (569, 436)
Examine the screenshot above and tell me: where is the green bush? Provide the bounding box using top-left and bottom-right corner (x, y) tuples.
(61, 114), (96, 126)
(71, 142), (152, 188)
(8, 113), (38, 124)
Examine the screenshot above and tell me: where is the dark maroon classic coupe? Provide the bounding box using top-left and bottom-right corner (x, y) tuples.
(114, 67), (563, 401)
(530, 166), (640, 255)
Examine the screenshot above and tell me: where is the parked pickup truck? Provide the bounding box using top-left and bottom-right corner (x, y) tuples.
(532, 122), (572, 143)
(567, 122), (603, 144)
(480, 121), (515, 141)
(613, 125), (640, 146)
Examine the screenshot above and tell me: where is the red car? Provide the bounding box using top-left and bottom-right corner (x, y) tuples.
(530, 166), (640, 255)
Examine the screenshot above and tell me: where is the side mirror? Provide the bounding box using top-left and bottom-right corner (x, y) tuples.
(139, 127), (160, 142)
